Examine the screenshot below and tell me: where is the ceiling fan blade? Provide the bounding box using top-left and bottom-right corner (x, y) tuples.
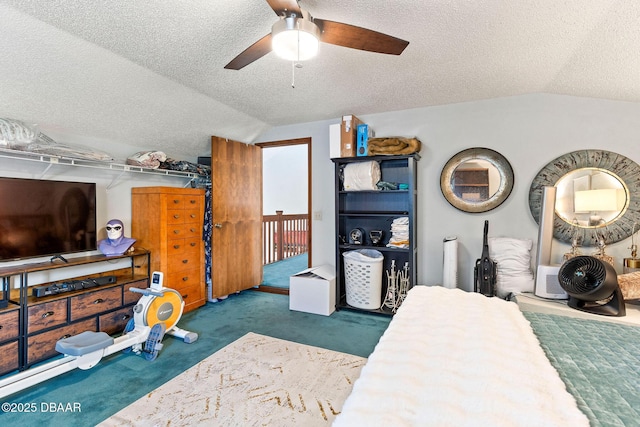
(315, 19), (409, 55)
(265, 0), (301, 16)
(224, 34), (273, 70)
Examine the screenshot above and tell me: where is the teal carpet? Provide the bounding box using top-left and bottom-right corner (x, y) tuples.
(261, 253), (308, 288)
(1, 290), (390, 426)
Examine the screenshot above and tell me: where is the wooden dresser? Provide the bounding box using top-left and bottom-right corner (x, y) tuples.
(131, 187), (206, 313)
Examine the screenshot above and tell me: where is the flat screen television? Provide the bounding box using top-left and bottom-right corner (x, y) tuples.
(0, 177), (97, 261)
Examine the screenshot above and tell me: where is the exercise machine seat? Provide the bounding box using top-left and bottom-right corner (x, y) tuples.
(55, 331), (114, 356)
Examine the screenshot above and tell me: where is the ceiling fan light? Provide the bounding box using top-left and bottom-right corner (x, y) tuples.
(272, 16), (320, 62)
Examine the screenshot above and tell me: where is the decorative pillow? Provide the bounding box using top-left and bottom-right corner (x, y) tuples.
(488, 237), (535, 298)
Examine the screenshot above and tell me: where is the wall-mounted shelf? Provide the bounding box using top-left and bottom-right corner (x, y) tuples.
(0, 148), (208, 188)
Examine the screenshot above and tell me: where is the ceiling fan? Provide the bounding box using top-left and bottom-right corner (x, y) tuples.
(224, 0), (409, 70)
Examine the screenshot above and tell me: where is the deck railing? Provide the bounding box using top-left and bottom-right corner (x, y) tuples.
(262, 210), (309, 265)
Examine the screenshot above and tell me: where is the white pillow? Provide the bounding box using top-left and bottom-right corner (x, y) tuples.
(488, 237), (535, 298)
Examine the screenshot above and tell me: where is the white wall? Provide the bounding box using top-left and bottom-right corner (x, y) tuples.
(255, 94), (640, 291)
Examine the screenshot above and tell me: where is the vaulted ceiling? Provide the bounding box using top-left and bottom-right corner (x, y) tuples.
(1, 1), (639, 160)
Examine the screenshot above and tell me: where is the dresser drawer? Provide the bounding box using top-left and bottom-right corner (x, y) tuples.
(166, 194), (201, 208)
(166, 194), (196, 208)
(0, 340), (19, 375)
(0, 309), (20, 342)
(183, 207), (201, 223)
(124, 280), (147, 306)
(183, 222), (201, 238)
(167, 208), (187, 224)
(70, 287), (122, 321)
(28, 318), (96, 365)
(167, 270), (202, 293)
(168, 238), (187, 256)
(168, 238), (201, 258)
(176, 237), (202, 260)
(168, 223), (202, 238)
(28, 299), (68, 333)
(167, 255), (198, 274)
(184, 195), (201, 207)
(178, 281), (205, 312)
(168, 223), (187, 237)
(99, 306), (134, 335)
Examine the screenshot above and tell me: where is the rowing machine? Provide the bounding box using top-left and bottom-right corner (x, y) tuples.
(0, 271), (197, 399)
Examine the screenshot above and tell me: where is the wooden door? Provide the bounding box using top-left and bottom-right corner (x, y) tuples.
(210, 137), (263, 298)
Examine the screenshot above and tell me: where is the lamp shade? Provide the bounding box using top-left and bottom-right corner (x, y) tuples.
(272, 16), (320, 61)
(574, 189), (619, 213)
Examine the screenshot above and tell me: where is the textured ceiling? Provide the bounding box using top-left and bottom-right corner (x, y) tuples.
(1, 0), (639, 160)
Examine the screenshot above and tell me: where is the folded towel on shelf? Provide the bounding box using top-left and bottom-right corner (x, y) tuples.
(387, 217), (410, 249)
(367, 137), (421, 156)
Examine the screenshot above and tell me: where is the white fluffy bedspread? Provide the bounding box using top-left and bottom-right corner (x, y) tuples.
(333, 286), (589, 427)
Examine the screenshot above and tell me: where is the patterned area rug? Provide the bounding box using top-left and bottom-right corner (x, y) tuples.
(98, 333), (366, 426)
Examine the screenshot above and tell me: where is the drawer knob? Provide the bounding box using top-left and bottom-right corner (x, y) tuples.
(173, 199), (180, 204)
(173, 230), (180, 234)
(190, 214), (196, 218)
(121, 314), (131, 321)
(190, 228), (196, 232)
(190, 242), (196, 247)
(182, 277), (188, 281)
(190, 200), (196, 204)
(182, 259), (188, 264)
(93, 298), (104, 304)
(61, 334), (71, 339)
(182, 294), (188, 299)
(173, 214), (180, 219)
(42, 311), (54, 319)
(174, 244), (180, 249)
(214, 223), (223, 228)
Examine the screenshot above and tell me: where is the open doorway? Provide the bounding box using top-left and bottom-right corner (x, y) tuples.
(256, 137), (311, 295)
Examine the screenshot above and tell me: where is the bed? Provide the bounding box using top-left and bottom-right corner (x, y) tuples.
(334, 286), (640, 426)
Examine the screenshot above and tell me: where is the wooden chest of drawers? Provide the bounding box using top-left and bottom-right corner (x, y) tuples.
(132, 187), (206, 312)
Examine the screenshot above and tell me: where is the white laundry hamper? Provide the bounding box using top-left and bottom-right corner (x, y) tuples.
(343, 249), (384, 309)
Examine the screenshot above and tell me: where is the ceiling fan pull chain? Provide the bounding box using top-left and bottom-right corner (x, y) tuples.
(291, 60), (295, 88)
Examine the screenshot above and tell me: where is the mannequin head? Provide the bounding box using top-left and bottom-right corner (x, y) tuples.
(98, 219), (135, 256)
(106, 219), (124, 242)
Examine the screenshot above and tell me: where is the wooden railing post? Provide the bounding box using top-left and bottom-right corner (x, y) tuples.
(275, 210), (284, 261)
(262, 211), (309, 265)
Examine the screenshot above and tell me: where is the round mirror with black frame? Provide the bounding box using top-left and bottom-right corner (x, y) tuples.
(440, 147), (515, 213)
(529, 149), (640, 246)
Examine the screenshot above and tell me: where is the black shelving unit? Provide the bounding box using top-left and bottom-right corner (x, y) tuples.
(332, 154), (419, 315)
